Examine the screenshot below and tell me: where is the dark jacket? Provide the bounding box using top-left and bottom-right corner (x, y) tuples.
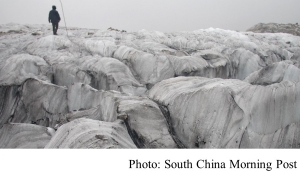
(49, 10), (61, 23)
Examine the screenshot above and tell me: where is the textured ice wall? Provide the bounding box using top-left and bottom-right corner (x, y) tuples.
(45, 118), (136, 148)
(149, 77), (300, 148)
(0, 123), (54, 148)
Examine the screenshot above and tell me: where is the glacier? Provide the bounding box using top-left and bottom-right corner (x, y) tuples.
(1, 23), (300, 148)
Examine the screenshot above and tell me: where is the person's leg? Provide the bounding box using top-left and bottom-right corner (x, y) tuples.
(55, 22), (59, 35)
(52, 22), (55, 35)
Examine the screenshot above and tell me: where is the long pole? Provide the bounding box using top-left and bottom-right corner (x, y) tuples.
(59, 0), (69, 38)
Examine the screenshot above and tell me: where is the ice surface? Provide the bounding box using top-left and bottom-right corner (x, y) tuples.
(1, 23), (300, 148)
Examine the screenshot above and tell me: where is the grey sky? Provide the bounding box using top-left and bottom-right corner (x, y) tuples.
(0, 0), (299, 32)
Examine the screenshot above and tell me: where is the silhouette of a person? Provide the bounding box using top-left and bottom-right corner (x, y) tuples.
(48, 5), (61, 35)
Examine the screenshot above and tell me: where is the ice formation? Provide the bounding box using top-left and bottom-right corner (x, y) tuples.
(1, 23), (300, 148)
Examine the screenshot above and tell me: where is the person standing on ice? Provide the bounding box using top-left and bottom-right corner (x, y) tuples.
(48, 5), (61, 35)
